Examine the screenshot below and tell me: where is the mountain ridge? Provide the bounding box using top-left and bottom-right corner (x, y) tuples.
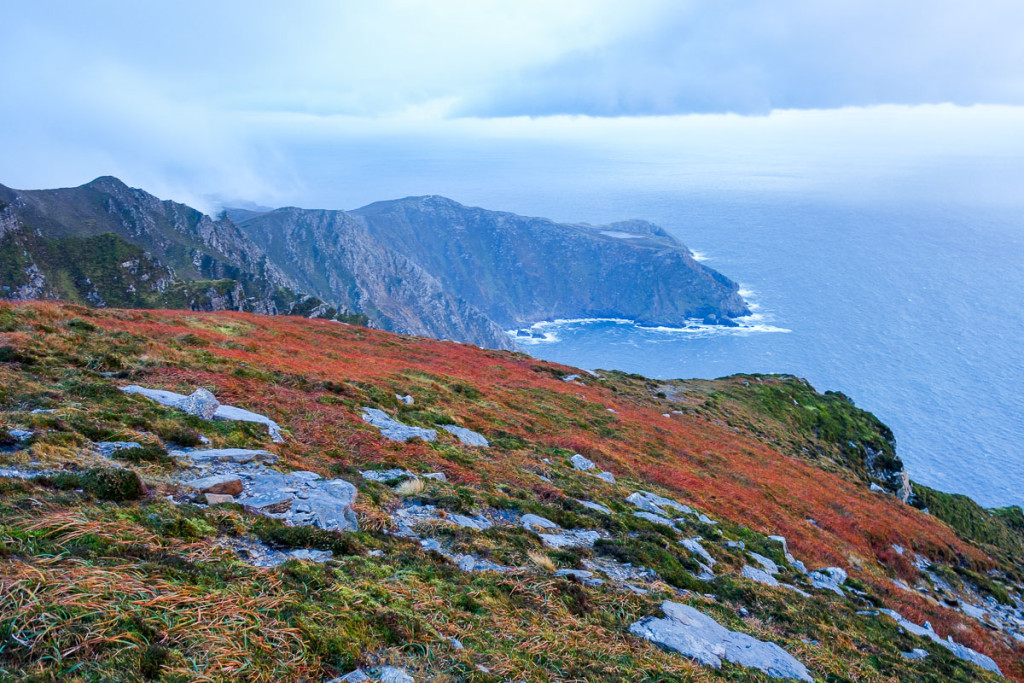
(0, 177), (749, 349)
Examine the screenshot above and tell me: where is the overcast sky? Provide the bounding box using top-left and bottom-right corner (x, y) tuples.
(2, 1), (1023, 210)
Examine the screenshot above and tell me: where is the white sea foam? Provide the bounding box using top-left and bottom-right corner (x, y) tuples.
(690, 250), (710, 261)
(508, 315), (790, 342)
(600, 230), (644, 239)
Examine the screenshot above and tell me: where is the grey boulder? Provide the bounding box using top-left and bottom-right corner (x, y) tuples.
(570, 453), (596, 470)
(742, 565), (780, 587)
(362, 408), (437, 442)
(171, 448), (277, 465)
(630, 601), (813, 681)
(520, 513), (561, 531)
(808, 567), (847, 596)
(439, 424), (489, 447)
(627, 491), (692, 515)
(176, 388), (220, 420)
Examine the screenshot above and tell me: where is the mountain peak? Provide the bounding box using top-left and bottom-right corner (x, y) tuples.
(83, 175), (128, 188)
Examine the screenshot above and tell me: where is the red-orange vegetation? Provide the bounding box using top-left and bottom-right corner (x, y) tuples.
(4, 302), (1021, 676)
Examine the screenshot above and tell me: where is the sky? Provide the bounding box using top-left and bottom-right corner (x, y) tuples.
(1, 0), (1023, 211)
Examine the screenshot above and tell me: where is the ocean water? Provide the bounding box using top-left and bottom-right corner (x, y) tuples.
(502, 194), (1024, 508)
(287, 138), (1024, 508)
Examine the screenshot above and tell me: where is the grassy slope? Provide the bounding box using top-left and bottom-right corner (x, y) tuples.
(0, 302), (1021, 682)
(0, 228), (369, 325)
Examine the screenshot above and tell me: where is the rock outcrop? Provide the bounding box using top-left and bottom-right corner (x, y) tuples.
(121, 385), (284, 442)
(361, 408), (437, 442)
(630, 601), (813, 681)
(879, 609), (1002, 675)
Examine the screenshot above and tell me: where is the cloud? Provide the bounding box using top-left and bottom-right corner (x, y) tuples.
(466, 0), (1024, 116)
(0, 1), (1022, 207)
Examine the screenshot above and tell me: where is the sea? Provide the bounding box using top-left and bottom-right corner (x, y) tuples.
(501, 193), (1024, 509)
(281, 133), (1024, 508)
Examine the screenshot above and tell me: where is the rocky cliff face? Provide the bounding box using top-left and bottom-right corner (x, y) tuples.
(349, 196), (750, 328)
(1, 178), (749, 349)
(231, 196), (749, 346)
(0, 179), (357, 321)
(228, 207), (514, 349)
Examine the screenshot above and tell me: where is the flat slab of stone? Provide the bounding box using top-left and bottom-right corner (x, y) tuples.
(880, 609), (1001, 675)
(439, 424), (489, 447)
(360, 468), (417, 483)
(539, 529), (602, 549)
(205, 493), (235, 505)
(336, 667), (414, 683)
(121, 385), (184, 407)
(213, 405), (284, 442)
(742, 565), (780, 587)
(457, 554), (513, 573)
(627, 491), (692, 515)
(634, 510), (678, 529)
(235, 471), (359, 532)
(362, 408), (437, 442)
(448, 513), (492, 530)
(595, 471), (616, 483)
(630, 601), (813, 681)
(681, 537), (715, 567)
(172, 448), (277, 465)
(521, 513), (561, 531)
(227, 537), (334, 568)
(577, 500), (612, 514)
(187, 473), (243, 495)
(748, 552), (779, 574)
(93, 441), (142, 458)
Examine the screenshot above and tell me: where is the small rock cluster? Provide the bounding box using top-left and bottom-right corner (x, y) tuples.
(331, 666), (415, 682)
(177, 450), (359, 532)
(569, 453), (615, 482)
(360, 407), (489, 447)
(880, 609), (1002, 675)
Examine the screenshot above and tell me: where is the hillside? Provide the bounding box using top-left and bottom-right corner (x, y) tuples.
(0, 177), (750, 350)
(1, 302), (1022, 682)
(0, 178), (361, 325)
